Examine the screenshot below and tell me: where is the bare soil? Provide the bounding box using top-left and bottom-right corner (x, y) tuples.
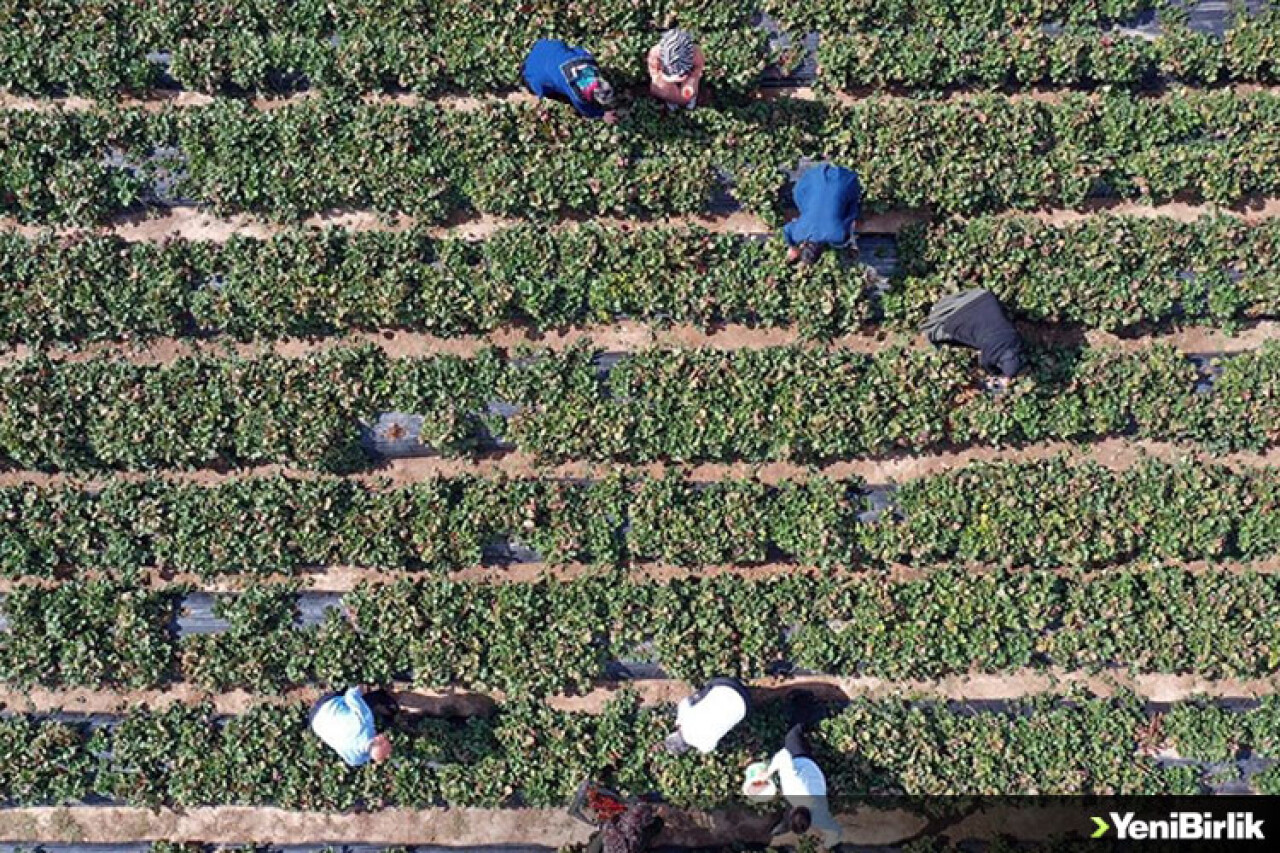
(3, 668), (1276, 719)
(0, 803), (948, 847)
(12, 192), (1280, 248)
(4, 316), (1276, 371)
(0, 437), (1276, 493)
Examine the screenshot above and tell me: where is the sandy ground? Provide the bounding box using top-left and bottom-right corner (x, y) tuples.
(9, 195), (1280, 248)
(0, 436), (1275, 492)
(3, 319), (1276, 371)
(2, 667), (1278, 719)
(0, 804), (946, 847)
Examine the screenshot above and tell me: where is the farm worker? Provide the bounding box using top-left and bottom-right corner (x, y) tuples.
(921, 288), (1026, 378)
(661, 676), (751, 754)
(783, 164), (862, 265)
(522, 38), (618, 122)
(766, 691), (842, 849)
(309, 685), (394, 766)
(648, 28), (705, 110)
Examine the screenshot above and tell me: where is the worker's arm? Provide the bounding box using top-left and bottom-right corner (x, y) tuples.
(647, 47), (664, 83)
(766, 747), (792, 779)
(344, 686), (375, 731)
(778, 219), (798, 245)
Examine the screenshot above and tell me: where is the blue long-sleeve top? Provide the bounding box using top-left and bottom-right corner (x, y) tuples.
(783, 165), (862, 247)
(310, 686), (377, 766)
(522, 39), (605, 118)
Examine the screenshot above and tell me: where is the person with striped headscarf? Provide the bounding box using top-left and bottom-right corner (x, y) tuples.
(647, 28), (705, 109)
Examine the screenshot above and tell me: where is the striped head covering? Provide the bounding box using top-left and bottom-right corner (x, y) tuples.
(657, 28), (696, 79)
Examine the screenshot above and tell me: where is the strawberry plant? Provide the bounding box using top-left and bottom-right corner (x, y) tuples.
(891, 213), (1280, 332)
(10, 90), (1280, 224)
(0, 341), (1274, 473)
(0, 0), (766, 97)
(4, 692), (1276, 806)
(8, 562), (1280, 691)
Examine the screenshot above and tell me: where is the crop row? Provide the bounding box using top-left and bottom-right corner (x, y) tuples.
(0, 224), (877, 346)
(3, 692), (1277, 808)
(761, 0), (1154, 30)
(893, 213), (1280, 331)
(3, 341), (1276, 472)
(0, 458), (1273, 579)
(6, 563), (1280, 693)
(7, 212), (1279, 349)
(0, 0), (765, 98)
(818, 13), (1280, 91)
(5, 0), (1220, 98)
(7, 90), (1280, 224)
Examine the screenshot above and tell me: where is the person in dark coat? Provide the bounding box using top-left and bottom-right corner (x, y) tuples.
(783, 164), (861, 265)
(522, 38), (617, 122)
(921, 288), (1026, 378)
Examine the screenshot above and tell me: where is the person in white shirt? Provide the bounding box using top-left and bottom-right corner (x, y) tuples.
(309, 685), (394, 766)
(661, 677), (750, 755)
(766, 691), (842, 849)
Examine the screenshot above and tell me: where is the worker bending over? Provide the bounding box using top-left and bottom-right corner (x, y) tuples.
(662, 677), (750, 754)
(309, 685), (394, 766)
(648, 29), (705, 110)
(766, 691), (842, 849)
(523, 38), (617, 122)
(784, 164), (861, 265)
(922, 288), (1026, 378)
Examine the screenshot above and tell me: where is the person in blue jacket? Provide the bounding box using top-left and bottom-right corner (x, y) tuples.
(522, 38), (618, 122)
(783, 164), (862, 265)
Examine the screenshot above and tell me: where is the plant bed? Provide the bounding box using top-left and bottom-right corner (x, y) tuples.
(4, 692), (1279, 807)
(5, 564), (1280, 693)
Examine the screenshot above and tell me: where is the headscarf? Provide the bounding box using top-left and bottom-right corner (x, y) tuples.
(657, 28), (696, 79)
(584, 78), (615, 106)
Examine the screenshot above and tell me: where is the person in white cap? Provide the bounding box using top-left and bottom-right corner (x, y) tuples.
(309, 685), (394, 766)
(647, 28), (705, 110)
(661, 677), (750, 754)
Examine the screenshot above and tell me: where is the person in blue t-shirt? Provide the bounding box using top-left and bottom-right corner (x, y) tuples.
(522, 39), (618, 122)
(782, 164), (862, 265)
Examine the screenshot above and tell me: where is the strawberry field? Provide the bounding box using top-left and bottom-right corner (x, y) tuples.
(1, 0), (1280, 850)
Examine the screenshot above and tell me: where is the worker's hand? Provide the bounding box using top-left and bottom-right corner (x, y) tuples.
(681, 83), (697, 102)
(603, 110), (619, 125)
(786, 246), (801, 263)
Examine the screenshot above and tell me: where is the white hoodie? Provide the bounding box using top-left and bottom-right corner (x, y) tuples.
(675, 684), (747, 753)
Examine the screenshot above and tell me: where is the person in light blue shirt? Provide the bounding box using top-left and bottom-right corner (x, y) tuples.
(783, 164), (862, 265)
(309, 686), (393, 766)
(522, 38), (617, 121)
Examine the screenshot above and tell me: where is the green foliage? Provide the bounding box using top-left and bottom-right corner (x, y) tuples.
(0, 342), (1275, 472)
(0, 0), (766, 97)
(864, 457), (1280, 568)
(0, 580), (182, 688)
(892, 213), (1280, 332)
(11, 91), (1280, 224)
(762, 0), (1156, 30)
(0, 223), (875, 348)
(7, 562), (1280, 691)
(0, 458), (1270, 580)
(817, 14), (1280, 91)
(2, 693), (1268, 806)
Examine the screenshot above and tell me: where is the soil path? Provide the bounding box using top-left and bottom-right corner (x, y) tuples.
(5, 81), (1280, 113)
(6, 196), (1280, 247)
(0, 438), (1274, 491)
(0, 804), (944, 848)
(3, 669), (1277, 718)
